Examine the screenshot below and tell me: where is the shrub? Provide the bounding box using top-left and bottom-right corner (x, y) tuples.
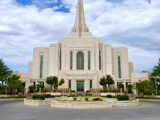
(93, 98), (103, 101)
(28, 85), (36, 93)
(100, 88), (120, 93)
(117, 95), (129, 101)
(32, 94), (53, 100)
(45, 94), (52, 98)
(73, 97), (77, 101)
(106, 95), (112, 98)
(85, 97), (89, 101)
(32, 95), (41, 100)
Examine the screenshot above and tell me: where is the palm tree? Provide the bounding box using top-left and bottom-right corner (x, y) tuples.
(152, 58), (160, 77)
(0, 59), (12, 86)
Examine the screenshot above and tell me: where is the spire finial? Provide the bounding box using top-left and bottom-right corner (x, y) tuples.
(71, 0), (89, 37)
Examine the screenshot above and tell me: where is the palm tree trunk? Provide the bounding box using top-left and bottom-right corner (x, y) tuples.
(51, 85), (53, 90)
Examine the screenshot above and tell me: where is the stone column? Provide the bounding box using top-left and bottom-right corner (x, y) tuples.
(124, 81), (126, 91)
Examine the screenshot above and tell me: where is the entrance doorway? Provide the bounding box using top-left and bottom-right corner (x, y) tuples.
(77, 81), (84, 92)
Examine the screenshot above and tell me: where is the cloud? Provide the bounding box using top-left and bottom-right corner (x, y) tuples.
(0, 0), (159, 73)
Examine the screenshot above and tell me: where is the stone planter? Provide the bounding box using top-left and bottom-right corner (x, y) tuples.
(24, 97), (140, 109)
(24, 99), (50, 106)
(113, 100), (139, 107)
(50, 101), (112, 109)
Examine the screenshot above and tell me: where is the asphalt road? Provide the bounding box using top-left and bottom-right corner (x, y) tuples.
(0, 100), (160, 120)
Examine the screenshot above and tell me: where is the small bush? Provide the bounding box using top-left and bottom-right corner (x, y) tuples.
(32, 95), (41, 100)
(117, 95), (129, 101)
(28, 85), (36, 93)
(45, 94), (52, 98)
(85, 97), (89, 101)
(106, 95), (112, 98)
(73, 97), (77, 101)
(32, 94), (52, 100)
(93, 98), (103, 101)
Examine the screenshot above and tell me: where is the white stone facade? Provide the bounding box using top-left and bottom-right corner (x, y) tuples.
(18, 0), (149, 92)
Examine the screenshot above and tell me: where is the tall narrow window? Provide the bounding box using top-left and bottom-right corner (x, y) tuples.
(77, 51), (84, 70)
(70, 51), (73, 70)
(88, 51), (91, 70)
(69, 80), (71, 89)
(60, 50), (62, 70)
(118, 56), (121, 79)
(99, 51), (101, 70)
(90, 80), (92, 89)
(40, 56), (43, 78)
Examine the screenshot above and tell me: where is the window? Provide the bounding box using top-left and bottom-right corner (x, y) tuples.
(118, 56), (121, 79)
(40, 56), (43, 78)
(99, 51), (101, 70)
(70, 51), (73, 70)
(90, 80), (92, 89)
(60, 50), (62, 70)
(69, 80), (71, 89)
(88, 51), (91, 70)
(77, 51), (84, 70)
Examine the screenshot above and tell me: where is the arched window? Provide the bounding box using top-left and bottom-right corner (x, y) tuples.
(77, 51), (84, 70)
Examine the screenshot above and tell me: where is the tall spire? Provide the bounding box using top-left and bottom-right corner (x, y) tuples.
(71, 0), (90, 38)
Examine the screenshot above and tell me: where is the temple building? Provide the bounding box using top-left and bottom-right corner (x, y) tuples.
(17, 0), (149, 93)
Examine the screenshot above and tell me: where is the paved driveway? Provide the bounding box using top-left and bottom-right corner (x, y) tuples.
(0, 100), (160, 120)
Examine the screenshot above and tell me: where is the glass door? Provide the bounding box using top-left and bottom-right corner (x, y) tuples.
(77, 81), (84, 91)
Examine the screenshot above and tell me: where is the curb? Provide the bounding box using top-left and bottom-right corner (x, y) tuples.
(0, 98), (24, 101)
(139, 99), (160, 102)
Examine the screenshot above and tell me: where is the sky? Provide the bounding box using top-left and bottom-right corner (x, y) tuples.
(0, 0), (159, 73)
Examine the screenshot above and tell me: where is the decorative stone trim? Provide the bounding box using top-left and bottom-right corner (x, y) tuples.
(24, 98), (140, 109)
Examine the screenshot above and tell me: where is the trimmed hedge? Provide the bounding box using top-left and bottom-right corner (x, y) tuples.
(117, 95), (129, 101)
(32, 94), (53, 100)
(106, 95), (112, 98)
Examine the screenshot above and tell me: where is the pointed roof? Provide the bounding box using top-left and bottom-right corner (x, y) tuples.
(70, 0), (90, 38)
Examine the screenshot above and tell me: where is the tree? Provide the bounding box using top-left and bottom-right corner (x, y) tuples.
(99, 77), (107, 90)
(59, 79), (65, 86)
(46, 76), (55, 90)
(7, 74), (24, 94)
(136, 80), (155, 95)
(28, 85), (36, 93)
(36, 84), (44, 92)
(46, 76), (65, 91)
(118, 83), (124, 92)
(127, 84), (133, 94)
(106, 75), (114, 89)
(0, 59), (12, 86)
(152, 58), (160, 77)
(99, 75), (114, 90)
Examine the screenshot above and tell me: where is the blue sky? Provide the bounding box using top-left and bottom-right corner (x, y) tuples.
(0, 0), (159, 73)
(15, 0), (152, 12)
(16, 0), (70, 12)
